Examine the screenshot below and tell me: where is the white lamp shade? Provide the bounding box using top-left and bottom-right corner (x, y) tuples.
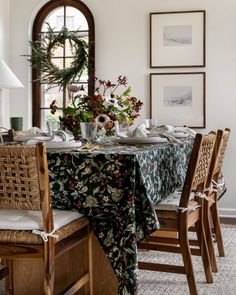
(0, 59), (24, 88)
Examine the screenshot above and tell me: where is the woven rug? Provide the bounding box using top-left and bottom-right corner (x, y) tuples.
(0, 224), (235, 294)
(138, 224), (236, 295)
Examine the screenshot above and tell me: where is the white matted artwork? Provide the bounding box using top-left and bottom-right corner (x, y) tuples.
(150, 10), (205, 68)
(150, 72), (205, 128)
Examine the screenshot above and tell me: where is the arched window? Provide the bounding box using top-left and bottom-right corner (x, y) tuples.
(32, 0), (95, 129)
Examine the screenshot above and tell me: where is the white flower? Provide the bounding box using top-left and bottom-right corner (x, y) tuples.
(103, 96), (120, 108)
(95, 114), (110, 127)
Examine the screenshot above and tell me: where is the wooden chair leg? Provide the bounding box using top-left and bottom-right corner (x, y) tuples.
(204, 203), (218, 272)
(210, 202), (225, 257)
(179, 229), (198, 295)
(195, 221), (213, 283)
(88, 229), (94, 295)
(44, 239), (55, 295)
(5, 260), (13, 295)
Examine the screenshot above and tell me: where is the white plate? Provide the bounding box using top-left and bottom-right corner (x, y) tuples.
(14, 135), (53, 142)
(14, 136), (34, 142)
(171, 132), (189, 138)
(33, 136), (54, 141)
(116, 137), (168, 144)
(46, 141), (82, 149)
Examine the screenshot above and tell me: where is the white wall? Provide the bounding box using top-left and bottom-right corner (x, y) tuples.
(0, 0), (10, 127)
(0, 0), (9, 59)
(7, 0), (236, 216)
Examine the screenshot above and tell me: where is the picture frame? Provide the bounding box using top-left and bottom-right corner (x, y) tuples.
(150, 10), (206, 68)
(150, 72), (205, 128)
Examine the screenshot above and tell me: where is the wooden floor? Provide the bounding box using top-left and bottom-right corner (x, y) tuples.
(221, 217), (236, 225)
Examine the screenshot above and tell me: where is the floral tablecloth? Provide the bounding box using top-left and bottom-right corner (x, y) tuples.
(47, 139), (193, 295)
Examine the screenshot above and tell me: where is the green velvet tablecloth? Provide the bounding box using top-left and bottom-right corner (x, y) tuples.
(47, 139), (193, 295)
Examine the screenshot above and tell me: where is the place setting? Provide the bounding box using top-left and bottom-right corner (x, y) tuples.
(9, 125), (83, 150)
(114, 119), (196, 145)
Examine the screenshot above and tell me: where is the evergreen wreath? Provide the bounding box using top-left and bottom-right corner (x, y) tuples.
(27, 24), (90, 88)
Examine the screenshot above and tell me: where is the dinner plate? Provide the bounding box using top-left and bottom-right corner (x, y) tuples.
(46, 140), (82, 149)
(14, 136), (34, 142)
(14, 135), (53, 142)
(116, 137), (168, 144)
(171, 132), (189, 138)
(33, 136), (54, 141)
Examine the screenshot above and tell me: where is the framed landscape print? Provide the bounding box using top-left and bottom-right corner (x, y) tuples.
(150, 72), (205, 128)
(150, 10), (205, 68)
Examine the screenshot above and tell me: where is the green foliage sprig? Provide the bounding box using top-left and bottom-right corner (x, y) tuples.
(26, 24), (89, 88)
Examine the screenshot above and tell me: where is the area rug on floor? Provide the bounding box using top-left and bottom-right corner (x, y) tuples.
(138, 224), (236, 295)
(0, 224), (235, 295)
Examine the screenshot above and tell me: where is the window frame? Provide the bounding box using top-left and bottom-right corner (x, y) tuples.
(32, 0), (95, 127)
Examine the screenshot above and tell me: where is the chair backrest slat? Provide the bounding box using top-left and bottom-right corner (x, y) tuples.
(36, 143), (53, 232)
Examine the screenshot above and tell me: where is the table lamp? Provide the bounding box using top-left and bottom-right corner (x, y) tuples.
(0, 59), (24, 142)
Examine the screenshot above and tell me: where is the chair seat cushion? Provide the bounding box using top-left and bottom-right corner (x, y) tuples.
(155, 191), (195, 211)
(0, 216), (89, 244)
(155, 191), (181, 211)
(0, 208), (83, 230)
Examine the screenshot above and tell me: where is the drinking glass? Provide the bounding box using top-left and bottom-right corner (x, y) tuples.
(145, 118), (158, 130)
(10, 117), (23, 131)
(114, 120), (129, 134)
(80, 122), (97, 143)
(46, 121), (60, 136)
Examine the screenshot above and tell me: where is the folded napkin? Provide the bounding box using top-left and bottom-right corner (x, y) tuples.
(164, 125), (196, 138)
(115, 131), (130, 138)
(115, 124), (150, 139)
(150, 125), (195, 144)
(15, 127), (45, 138)
(15, 128), (75, 145)
(133, 124), (150, 137)
(54, 130), (74, 141)
(161, 132), (183, 145)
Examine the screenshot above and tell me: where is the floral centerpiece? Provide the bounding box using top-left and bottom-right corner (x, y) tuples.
(50, 75), (143, 139)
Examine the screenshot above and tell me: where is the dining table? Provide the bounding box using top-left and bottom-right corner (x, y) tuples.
(47, 137), (193, 295)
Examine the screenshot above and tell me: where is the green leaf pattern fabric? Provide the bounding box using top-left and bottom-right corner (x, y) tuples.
(47, 140), (193, 295)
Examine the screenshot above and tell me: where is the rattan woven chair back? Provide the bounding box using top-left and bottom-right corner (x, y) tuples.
(209, 128), (230, 182)
(0, 143), (52, 235)
(0, 145), (42, 210)
(179, 132), (216, 209)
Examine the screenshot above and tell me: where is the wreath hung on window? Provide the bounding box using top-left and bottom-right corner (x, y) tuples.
(27, 24), (90, 88)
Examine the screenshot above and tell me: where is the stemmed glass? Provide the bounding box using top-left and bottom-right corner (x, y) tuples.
(80, 122), (97, 144)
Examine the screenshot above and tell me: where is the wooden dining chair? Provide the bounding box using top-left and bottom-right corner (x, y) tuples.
(0, 143), (93, 295)
(204, 128), (230, 258)
(138, 132), (216, 295)
(188, 128), (231, 275)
